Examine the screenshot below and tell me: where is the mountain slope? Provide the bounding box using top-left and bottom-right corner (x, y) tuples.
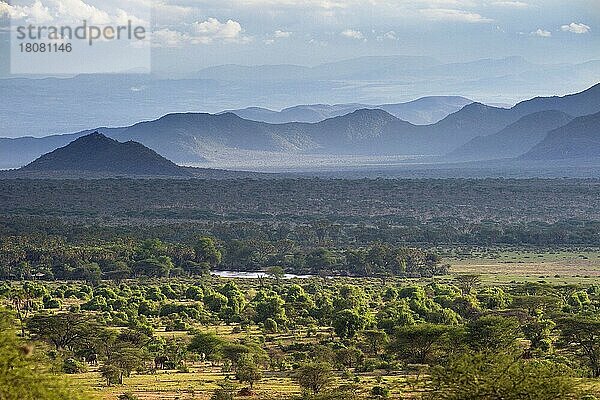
(521, 111), (600, 160)
(20, 132), (189, 176)
(513, 83), (600, 117)
(407, 103), (516, 154)
(447, 111), (574, 161)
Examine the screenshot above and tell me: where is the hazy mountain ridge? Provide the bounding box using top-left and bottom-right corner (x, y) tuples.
(224, 96), (474, 125)
(1, 56), (598, 138)
(441, 83), (600, 162)
(512, 82), (600, 118)
(1, 82), (599, 170)
(195, 55), (442, 81)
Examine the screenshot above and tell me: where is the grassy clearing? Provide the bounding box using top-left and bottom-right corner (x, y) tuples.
(72, 359), (415, 400)
(447, 250), (600, 284)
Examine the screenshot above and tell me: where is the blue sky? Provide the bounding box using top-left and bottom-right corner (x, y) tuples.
(0, 0), (599, 75)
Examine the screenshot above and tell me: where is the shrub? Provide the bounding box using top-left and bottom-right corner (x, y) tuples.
(62, 358), (88, 374)
(371, 386), (390, 398)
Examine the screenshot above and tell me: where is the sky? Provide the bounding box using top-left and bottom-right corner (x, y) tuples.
(0, 0), (599, 75)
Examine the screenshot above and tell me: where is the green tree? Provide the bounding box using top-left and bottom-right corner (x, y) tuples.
(27, 313), (97, 351)
(465, 316), (520, 352)
(77, 263), (102, 286)
(267, 266), (285, 284)
(306, 248), (336, 272)
(194, 236), (222, 269)
(558, 316), (600, 377)
(236, 354), (263, 390)
(0, 310), (89, 400)
(389, 324), (453, 365)
(426, 350), (578, 400)
(188, 332), (226, 362)
(453, 274), (481, 295)
(294, 361), (334, 394)
(361, 329), (389, 355)
(332, 308), (370, 339)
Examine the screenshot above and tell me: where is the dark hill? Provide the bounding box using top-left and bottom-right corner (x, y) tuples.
(20, 132), (189, 176)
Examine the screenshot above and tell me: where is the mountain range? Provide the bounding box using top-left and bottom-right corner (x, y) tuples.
(1, 82), (599, 172)
(223, 96), (474, 125)
(1, 55), (598, 138)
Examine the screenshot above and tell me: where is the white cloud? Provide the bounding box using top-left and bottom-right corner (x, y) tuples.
(420, 8), (493, 23)
(531, 28), (551, 37)
(377, 30), (398, 41)
(25, 0), (53, 22)
(193, 18), (244, 42)
(54, 0), (112, 24)
(151, 17), (249, 47)
(1, 0), (149, 26)
(0, 0), (53, 23)
(492, 1), (528, 8)
(226, 0), (348, 10)
(340, 28), (364, 39)
(561, 22), (590, 34)
(0, 1), (18, 18)
(152, 1), (194, 24)
(274, 29), (292, 38)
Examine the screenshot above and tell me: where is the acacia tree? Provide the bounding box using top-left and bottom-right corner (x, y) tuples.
(558, 316), (600, 378)
(465, 316), (520, 352)
(188, 332), (226, 363)
(453, 274), (481, 295)
(97, 330), (148, 386)
(332, 308), (370, 339)
(27, 313), (97, 351)
(267, 266), (285, 285)
(389, 324), (453, 365)
(426, 350), (578, 400)
(361, 329), (389, 355)
(236, 354), (263, 391)
(294, 361), (334, 395)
